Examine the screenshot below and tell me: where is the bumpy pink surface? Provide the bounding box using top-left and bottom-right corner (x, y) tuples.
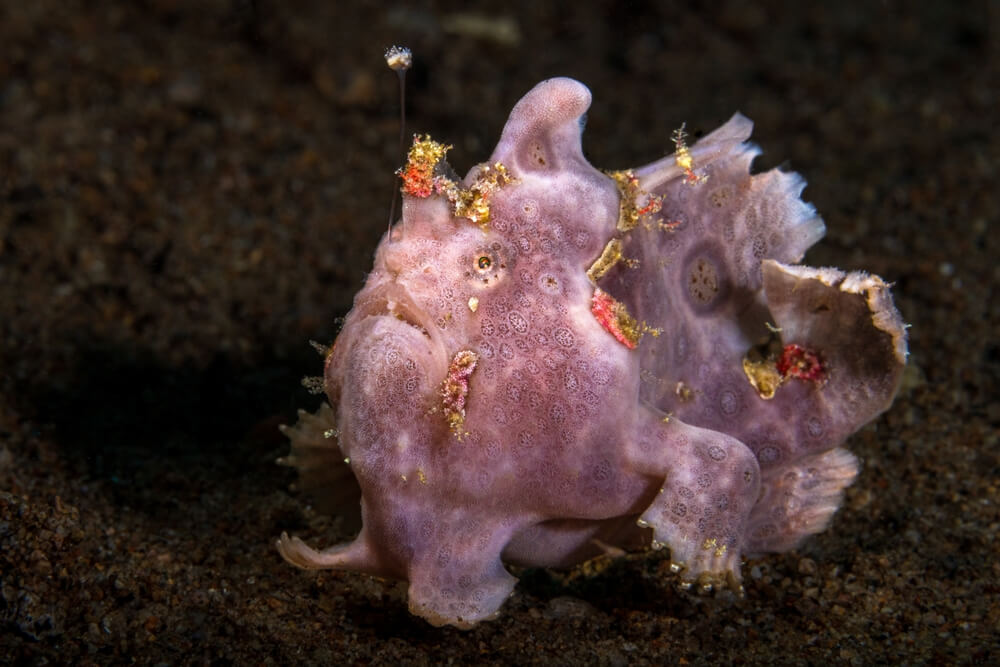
(277, 78), (907, 628)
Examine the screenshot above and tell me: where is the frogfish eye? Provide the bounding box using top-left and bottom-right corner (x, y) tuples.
(469, 244), (507, 287)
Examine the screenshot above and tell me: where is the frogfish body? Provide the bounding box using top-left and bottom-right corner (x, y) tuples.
(277, 78), (907, 628)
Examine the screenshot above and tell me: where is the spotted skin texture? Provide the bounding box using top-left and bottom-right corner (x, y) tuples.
(276, 78), (908, 628)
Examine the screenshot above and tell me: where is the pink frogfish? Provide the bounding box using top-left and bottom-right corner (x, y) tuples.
(276, 78), (907, 628)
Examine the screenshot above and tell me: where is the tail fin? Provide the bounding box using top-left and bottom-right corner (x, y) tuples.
(745, 447), (859, 554)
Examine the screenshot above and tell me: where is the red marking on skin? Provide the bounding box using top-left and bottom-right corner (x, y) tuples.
(591, 288), (638, 349)
(400, 162), (435, 198)
(441, 350), (479, 435)
(399, 136), (452, 198)
(776, 344), (826, 382)
(637, 195), (663, 217)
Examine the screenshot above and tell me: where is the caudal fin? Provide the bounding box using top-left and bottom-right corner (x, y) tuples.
(745, 447), (859, 554)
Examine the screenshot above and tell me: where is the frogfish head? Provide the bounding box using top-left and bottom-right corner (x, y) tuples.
(326, 77), (625, 458)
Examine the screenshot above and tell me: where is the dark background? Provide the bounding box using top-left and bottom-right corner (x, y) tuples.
(1, 1), (996, 663)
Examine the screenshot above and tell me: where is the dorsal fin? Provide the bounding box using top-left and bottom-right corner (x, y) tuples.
(486, 77), (592, 176)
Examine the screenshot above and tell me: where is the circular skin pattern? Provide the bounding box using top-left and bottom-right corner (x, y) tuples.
(708, 445), (728, 461)
(689, 258), (719, 303)
(756, 444), (782, 464)
(520, 198), (540, 222)
(538, 273), (562, 295)
(800, 415), (831, 446)
(719, 386), (741, 417)
(682, 242), (731, 312)
(526, 391), (543, 409)
(806, 416), (825, 439)
(553, 327), (575, 348)
(591, 458), (612, 483)
(527, 140), (548, 169)
(593, 366), (612, 386)
(548, 402), (568, 424)
(508, 311), (529, 334)
(709, 184), (734, 208)
(492, 405), (509, 425)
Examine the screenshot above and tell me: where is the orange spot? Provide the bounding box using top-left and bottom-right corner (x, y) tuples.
(399, 135), (451, 198)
